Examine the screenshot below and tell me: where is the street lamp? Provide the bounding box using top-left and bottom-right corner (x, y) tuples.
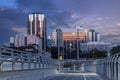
(69, 43), (72, 59)
(76, 26), (83, 60)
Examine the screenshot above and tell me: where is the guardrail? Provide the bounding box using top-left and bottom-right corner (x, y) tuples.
(60, 53), (120, 80)
(0, 46), (58, 71)
(96, 53), (120, 80)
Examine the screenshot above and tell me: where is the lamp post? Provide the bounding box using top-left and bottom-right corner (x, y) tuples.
(69, 43), (72, 59)
(76, 26), (83, 60)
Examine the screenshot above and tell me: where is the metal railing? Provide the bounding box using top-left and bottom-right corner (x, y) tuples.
(96, 53), (120, 80)
(59, 53), (120, 80)
(0, 46), (58, 71)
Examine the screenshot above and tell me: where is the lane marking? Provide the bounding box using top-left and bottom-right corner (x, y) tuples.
(83, 75), (87, 80)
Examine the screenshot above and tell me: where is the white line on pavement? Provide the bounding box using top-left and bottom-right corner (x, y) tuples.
(83, 75), (87, 80)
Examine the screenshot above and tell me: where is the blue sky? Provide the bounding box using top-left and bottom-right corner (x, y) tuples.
(0, 0), (120, 44)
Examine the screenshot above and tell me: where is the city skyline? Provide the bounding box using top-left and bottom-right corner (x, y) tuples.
(0, 0), (120, 45)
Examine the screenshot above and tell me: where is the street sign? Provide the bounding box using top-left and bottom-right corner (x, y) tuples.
(59, 56), (63, 61)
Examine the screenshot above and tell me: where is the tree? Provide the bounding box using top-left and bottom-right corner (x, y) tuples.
(82, 49), (107, 59)
(110, 45), (120, 55)
(51, 47), (58, 59)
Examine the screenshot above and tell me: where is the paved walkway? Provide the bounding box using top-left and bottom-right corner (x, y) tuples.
(42, 73), (107, 80)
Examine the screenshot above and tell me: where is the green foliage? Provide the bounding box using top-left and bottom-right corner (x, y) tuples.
(110, 45), (120, 55)
(51, 47), (58, 59)
(51, 46), (107, 59)
(81, 50), (107, 59)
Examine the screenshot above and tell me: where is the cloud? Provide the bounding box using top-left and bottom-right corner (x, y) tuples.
(0, 0), (120, 45)
(15, 0), (56, 12)
(0, 7), (27, 44)
(12, 27), (27, 33)
(97, 18), (103, 21)
(102, 34), (120, 44)
(116, 23), (120, 26)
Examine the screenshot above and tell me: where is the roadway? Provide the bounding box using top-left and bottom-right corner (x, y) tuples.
(42, 73), (107, 80)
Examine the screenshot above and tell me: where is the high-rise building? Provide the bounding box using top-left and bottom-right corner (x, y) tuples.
(88, 29), (95, 41)
(52, 28), (63, 47)
(52, 28), (85, 50)
(62, 28), (85, 51)
(85, 29), (100, 42)
(96, 33), (100, 41)
(84, 29), (89, 42)
(52, 28), (63, 58)
(27, 13), (46, 51)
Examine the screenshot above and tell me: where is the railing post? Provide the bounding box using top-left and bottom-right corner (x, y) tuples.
(12, 62), (15, 70)
(11, 50), (15, 70)
(0, 50), (2, 71)
(20, 52), (24, 70)
(118, 59), (120, 80)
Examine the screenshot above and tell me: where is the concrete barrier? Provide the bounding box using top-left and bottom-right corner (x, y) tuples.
(0, 68), (57, 80)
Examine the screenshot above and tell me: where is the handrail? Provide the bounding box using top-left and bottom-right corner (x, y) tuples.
(95, 53), (120, 80)
(0, 46), (58, 71)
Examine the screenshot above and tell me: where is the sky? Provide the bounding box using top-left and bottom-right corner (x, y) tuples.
(0, 0), (120, 45)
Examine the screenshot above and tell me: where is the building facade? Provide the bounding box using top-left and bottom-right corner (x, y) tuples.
(15, 34), (27, 47)
(62, 28), (85, 51)
(47, 37), (53, 49)
(84, 29), (100, 42)
(27, 13), (47, 51)
(15, 34), (42, 52)
(52, 28), (63, 47)
(52, 28), (101, 59)
(80, 41), (111, 53)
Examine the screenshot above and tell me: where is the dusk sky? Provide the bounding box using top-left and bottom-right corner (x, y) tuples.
(0, 0), (120, 45)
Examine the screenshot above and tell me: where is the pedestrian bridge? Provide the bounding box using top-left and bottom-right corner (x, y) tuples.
(0, 46), (120, 80)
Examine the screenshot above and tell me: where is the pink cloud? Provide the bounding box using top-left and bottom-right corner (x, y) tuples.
(12, 27), (27, 34)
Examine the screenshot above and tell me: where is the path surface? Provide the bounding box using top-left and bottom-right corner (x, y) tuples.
(42, 73), (107, 80)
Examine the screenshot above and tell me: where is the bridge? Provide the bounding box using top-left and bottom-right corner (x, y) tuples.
(0, 45), (120, 80)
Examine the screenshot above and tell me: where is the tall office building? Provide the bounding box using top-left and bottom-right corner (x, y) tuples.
(62, 28), (85, 51)
(88, 29), (95, 41)
(52, 28), (63, 47)
(81, 29), (100, 42)
(27, 13), (47, 51)
(84, 29), (89, 42)
(96, 33), (100, 41)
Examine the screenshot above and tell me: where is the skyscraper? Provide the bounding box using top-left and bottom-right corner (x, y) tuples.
(52, 28), (63, 47)
(27, 13), (46, 51)
(95, 32), (100, 41)
(89, 29), (95, 41)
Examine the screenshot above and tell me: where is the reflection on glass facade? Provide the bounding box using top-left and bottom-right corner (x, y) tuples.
(63, 32), (85, 51)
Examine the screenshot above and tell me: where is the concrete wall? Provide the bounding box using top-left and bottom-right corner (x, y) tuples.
(0, 68), (57, 80)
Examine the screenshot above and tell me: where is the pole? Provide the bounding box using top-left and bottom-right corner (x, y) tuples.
(63, 43), (64, 59)
(58, 30), (60, 60)
(57, 29), (60, 71)
(77, 29), (79, 60)
(76, 26), (83, 60)
(69, 43), (72, 59)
